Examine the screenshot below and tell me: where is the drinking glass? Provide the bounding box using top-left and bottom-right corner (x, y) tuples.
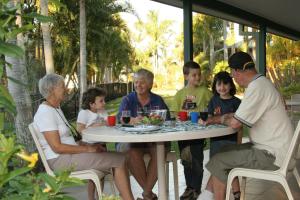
(137, 106), (149, 117)
(199, 109), (208, 121)
(121, 110), (131, 124)
(151, 105), (160, 110)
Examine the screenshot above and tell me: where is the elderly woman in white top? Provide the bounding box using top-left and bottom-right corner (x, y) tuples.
(34, 73), (134, 200)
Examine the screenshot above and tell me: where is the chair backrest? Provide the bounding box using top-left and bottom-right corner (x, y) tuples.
(291, 94), (300, 101)
(28, 123), (55, 176)
(291, 94), (300, 112)
(280, 120), (300, 175)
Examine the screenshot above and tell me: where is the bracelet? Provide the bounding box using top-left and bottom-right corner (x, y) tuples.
(220, 115), (225, 124)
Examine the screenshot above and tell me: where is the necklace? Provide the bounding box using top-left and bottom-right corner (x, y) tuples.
(44, 100), (82, 141)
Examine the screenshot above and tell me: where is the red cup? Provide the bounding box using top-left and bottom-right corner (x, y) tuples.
(178, 111), (188, 121)
(107, 115), (116, 126)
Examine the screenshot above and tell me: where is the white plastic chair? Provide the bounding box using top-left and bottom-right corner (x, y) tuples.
(290, 94), (300, 127)
(225, 121), (300, 200)
(29, 123), (116, 198)
(144, 151), (179, 200)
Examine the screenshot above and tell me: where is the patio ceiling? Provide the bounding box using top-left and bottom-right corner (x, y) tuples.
(151, 0), (300, 40)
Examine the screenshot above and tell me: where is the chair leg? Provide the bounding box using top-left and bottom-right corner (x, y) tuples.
(92, 177), (103, 199)
(172, 159), (179, 200)
(225, 175), (233, 200)
(293, 168), (300, 188)
(109, 179), (116, 195)
(277, 178), (294, 200)
(101, 178), (105, 192)
(166, 162), (170, 196)
(240, 177), (246, 200)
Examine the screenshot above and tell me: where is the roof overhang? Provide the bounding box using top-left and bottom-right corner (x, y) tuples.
(151, 0), (300, 40)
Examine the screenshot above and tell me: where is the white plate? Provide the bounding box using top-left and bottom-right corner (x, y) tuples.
(123, 125), (160, 132)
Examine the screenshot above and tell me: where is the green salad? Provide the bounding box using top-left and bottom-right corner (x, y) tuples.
(140, 114), (164, 125)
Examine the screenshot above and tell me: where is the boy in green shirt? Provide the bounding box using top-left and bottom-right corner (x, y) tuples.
(171, 61), (212, 200)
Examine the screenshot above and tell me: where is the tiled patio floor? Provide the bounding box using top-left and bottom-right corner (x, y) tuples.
(64, 146), (300, 200)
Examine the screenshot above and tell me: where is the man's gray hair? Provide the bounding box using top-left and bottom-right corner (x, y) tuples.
(133, 68), (154, 84)
(39, 73), (64, 98)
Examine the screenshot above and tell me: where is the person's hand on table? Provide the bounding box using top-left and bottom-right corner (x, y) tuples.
(90, 122), (105, 127)
(130, 116), (143, 125)
(198, 118), (207, 125)
(198, 116), (217, 126)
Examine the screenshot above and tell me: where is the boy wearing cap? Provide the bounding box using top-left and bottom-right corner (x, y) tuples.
(197, 51), (293, 200)
(171, 61), (212, 200)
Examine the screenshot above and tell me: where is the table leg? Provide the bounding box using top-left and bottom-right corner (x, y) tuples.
(157, 142), (167, 200)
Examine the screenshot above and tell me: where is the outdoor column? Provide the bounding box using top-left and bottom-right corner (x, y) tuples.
(258, 24), (266, 75)
(183, 0), (193, 62)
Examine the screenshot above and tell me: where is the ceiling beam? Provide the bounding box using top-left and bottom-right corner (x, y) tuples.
(151, 0), (300, 40)
(191, 0), (300, 40)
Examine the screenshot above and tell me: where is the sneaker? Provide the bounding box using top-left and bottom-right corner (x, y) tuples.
(192, 190), (200, 200)
(180, 187), (194, 200)
(197, 189), (214, 200)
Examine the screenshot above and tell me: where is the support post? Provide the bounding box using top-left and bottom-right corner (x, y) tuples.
(183, 0), (193, 63)
(258, 24), (266, 75)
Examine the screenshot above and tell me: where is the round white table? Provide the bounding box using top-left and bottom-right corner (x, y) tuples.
(83, 125), (235, 200)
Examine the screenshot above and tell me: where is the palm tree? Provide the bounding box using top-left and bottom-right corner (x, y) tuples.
(79, 0), (87, 107)
(193, 14), (223, 69)
(135, 10), (174, 75)
(5, 0), (35, 152)
(49, 0), (134, 85)
(40, 0), (55, 73)
(223, 20), (228, 61)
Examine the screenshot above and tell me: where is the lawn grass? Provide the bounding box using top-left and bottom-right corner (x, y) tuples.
(106, 98), (122, 115)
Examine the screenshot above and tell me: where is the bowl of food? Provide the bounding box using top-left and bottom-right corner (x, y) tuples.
(140, 109), (167, 125)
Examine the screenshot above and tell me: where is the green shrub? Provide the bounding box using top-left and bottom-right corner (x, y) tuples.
(0, 134), (85, 200)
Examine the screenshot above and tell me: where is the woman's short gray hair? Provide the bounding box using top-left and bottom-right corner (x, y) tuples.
(39, 73), (64, 98)
(133, 68), (154, 84)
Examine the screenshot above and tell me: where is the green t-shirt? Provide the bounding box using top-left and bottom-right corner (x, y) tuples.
(170, 85), (212, 112)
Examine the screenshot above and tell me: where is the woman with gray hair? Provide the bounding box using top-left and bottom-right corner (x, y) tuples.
(34, 73), (134, 200)
(117, 68), (170, 200)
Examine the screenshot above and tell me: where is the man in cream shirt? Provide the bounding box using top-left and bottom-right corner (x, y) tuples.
(198, 51), (293, 200)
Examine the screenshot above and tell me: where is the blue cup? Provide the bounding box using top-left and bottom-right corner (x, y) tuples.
(190, 112), (199, 123)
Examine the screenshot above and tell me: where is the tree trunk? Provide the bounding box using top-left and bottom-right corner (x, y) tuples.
(244, 26), (249, 53)
(6, 0), (34, 152)
(203, 37), (207, 56)
(229, 22), (236, 54)
(79, 0), (87, 108)
(40, 0), (54, 74)
(223, 20), (228, 61)
(209, 35), (215, 69)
